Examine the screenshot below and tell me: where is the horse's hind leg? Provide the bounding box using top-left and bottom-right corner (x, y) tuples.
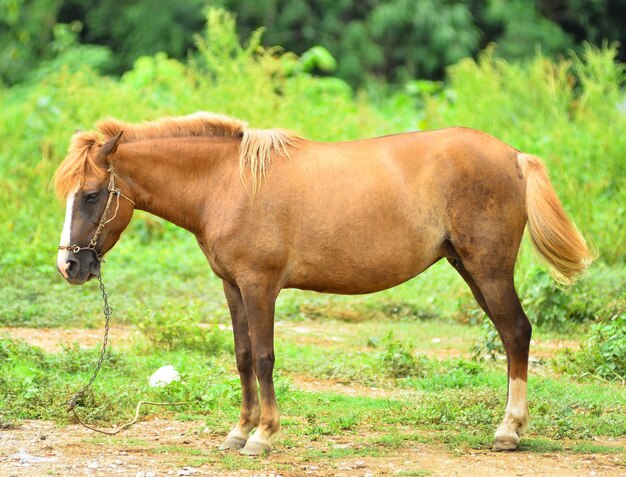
(448, 256), (531, 451)
(219, 280), (261, 451)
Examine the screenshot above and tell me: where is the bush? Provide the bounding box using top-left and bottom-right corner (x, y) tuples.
(470, 318), (505, 362)
(378, 333), (430, 378)
(554, 310), (626, 382)
(135, 301), (232, 354)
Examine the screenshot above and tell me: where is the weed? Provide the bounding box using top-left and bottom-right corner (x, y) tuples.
(379, 334), (429, 379)
(519, 438), (564, 452)
(554, 311), (626, 382)
(135, 303), (232, 354)
(470, 318), (505, 362)
(333, 412), (360, 431)
(570, 443), (625, 454)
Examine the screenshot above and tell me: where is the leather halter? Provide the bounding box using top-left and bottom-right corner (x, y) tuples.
(58, 166), (135, 262)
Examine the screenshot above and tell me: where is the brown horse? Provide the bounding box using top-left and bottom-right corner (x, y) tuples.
(54, 112), (592, 455)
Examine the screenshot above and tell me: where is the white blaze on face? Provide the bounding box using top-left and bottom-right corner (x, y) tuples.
(57, 187), (78, 278)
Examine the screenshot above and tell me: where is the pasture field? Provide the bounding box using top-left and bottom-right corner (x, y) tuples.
(0, 11), (625, 476)
(0, 274), (625, 475)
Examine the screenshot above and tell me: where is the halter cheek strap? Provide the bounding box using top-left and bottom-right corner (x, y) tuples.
(58, 166), (135, 262)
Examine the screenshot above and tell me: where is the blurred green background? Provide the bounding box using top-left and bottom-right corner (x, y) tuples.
(2, 0), (626, 86)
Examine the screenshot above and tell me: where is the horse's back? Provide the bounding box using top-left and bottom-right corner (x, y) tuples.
(217, 127), (527, 293)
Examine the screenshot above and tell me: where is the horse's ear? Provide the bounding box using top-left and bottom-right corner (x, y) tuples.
(97, 130), (124, 161)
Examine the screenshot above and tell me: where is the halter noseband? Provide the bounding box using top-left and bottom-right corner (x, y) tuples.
(58, 166), (135, 262)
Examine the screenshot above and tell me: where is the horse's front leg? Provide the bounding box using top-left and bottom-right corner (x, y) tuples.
(238, 280), (280, 456)
(219, 280), (261, 451)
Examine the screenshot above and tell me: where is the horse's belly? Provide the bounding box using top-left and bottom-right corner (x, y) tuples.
(285, 228), (443, 294)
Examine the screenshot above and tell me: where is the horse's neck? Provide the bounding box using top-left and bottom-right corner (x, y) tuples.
(114, 138), (240, 235)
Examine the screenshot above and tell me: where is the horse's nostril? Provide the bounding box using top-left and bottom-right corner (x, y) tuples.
(66, 258), (80, 278)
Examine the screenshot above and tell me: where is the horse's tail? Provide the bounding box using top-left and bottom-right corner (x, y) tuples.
(517, 153), (594, 285)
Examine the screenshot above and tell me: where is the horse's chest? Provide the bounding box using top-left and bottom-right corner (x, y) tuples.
(195, 237), (230, 280)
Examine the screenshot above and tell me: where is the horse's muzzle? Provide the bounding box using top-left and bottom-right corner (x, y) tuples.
(58, 252), (101, 285)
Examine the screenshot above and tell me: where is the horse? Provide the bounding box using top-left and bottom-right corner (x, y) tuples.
(54, 112), (592, 455)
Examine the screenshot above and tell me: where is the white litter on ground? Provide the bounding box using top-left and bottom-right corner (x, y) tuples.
(9, 449), (58, 465)
(149, 365), (181, 387)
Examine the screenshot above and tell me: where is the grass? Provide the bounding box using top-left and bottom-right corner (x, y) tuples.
(0, 329), (623, 475)
(0, 318), (624, 447)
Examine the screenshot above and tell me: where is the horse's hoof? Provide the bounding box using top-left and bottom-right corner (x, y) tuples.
(493, 432), (520, 451)
(219, 436), (247, 451)
(240, 439), (271, 456)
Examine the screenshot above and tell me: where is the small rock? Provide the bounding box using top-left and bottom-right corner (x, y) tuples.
(355, 460), (366, 469)
(87, 461), (100, 469)
(146, 472), (156, 477)
(134, 472), (145, 477)
(177, 467), (198, 476)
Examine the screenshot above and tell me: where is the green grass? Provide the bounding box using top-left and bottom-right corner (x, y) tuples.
(1, 323), (623, 448)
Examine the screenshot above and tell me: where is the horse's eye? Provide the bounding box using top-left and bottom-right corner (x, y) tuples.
(84, 192), (100, 203)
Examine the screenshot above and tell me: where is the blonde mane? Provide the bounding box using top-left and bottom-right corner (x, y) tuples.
(54, 112), (299, 198)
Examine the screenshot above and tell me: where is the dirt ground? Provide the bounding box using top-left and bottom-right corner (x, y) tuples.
(1, 419), (624, 477)
(1, 326), (623, 477)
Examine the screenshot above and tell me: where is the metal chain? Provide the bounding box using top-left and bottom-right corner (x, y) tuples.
(66, 275), (186, 435)
(66, 275), (112, 412)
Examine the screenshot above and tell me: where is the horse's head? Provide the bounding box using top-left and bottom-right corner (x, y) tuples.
(55, 130), (135, 285)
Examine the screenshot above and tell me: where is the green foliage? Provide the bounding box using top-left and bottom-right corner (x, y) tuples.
(0, 335), (131, 421)
(299, 46), (337, 73)
(1, 10), (623, 370)
(3, 1), (626, 86)
(470, 319), (504, 362)
(77, 0), (206, 74)
(135, 302), (232, 354)
(378, 334), (429, 379)
(25, 22), (112, 84)
(226, 0), (480, 85)
(555, 311), (626, 382)
(484, 0), (575, 60)
(522, 268), (575, 329)
(0, 0), (62, 84)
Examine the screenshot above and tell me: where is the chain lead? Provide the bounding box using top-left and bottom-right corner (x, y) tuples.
(66, 276), (112, 412)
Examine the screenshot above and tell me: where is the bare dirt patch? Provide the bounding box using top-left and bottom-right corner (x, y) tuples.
(0, 326), (137, 352)
(288, 375), (415, 400)
(1, 420), (624, 477)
